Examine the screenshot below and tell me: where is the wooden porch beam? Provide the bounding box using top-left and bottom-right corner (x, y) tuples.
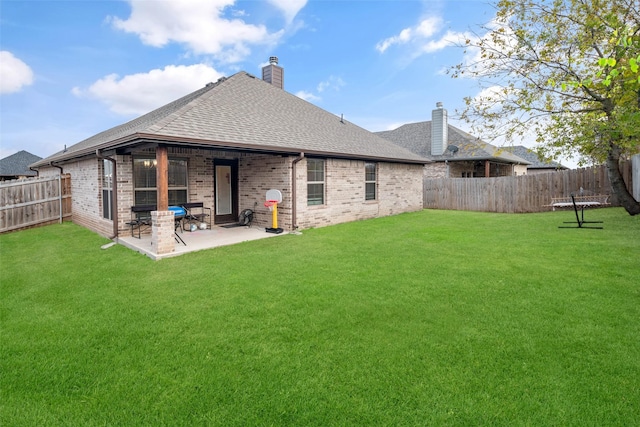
(485, 160), (490, 177)
(156, 146), (169, 211)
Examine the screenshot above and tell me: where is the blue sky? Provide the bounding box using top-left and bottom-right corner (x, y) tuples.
(1, 0), (517, 163)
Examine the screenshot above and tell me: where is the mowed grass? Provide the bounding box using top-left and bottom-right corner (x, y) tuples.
(1, 208), (639, 426)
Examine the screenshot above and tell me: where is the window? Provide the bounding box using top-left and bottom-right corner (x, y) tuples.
(365, 162), (377, 201)
(307, 158), (325, 205)
(102, 160), (113, 220)
(133, 157), (188, 206)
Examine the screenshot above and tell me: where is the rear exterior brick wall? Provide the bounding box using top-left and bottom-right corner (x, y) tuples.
(38, 150), (424, 238)
(294, 158), (423, 230)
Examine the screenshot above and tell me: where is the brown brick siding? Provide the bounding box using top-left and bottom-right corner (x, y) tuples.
(295, 158), (423, 229)
(38, 149), (424, 237)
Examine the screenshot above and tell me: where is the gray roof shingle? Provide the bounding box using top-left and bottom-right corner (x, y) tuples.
(0, 150), (42, 177)
(34, 72), (427, 167)
(505, 146), (567, 169)
(375, 121), (531, 164)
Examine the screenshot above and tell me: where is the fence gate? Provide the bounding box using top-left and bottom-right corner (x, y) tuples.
(0, 174), (72, 233)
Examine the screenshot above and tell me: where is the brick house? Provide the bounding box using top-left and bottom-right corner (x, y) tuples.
(31, 60), (427, 254)
(376, 103), (531, 178)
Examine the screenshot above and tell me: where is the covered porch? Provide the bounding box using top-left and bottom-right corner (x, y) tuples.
(447, 159), (524, 177)
(103, 143), (297, 259)
(118, 224), (288, 260)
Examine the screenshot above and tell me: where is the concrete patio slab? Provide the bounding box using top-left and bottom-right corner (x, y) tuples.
(118, 225), (287, 260)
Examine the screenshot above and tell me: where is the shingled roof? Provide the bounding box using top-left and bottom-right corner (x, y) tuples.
(0, 150), (41, 178)
(33, 72), (427, 167)
(375, 121), (530, 165)
(504, 145), (567, 169)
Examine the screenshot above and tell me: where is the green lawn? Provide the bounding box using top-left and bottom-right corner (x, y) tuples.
(1, 208), (639, 426)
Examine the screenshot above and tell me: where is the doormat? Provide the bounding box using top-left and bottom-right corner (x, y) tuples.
(221, 223), (245, 228)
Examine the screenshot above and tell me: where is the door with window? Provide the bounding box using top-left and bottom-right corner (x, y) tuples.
(214, 159), (238, 224)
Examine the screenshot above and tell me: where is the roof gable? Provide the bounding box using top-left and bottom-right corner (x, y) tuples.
(35, 72), (426, 166)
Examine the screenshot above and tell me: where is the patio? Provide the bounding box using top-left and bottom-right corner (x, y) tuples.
(118, 225), (288, 260)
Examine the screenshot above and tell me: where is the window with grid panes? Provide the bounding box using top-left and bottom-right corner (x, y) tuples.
(133, 158), (188, 206)
(307, 158), (325, 205)
(102, 160), (113, 219)
(365, 162), (377, 200)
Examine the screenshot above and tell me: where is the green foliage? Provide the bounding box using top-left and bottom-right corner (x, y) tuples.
(451, 0), (640, 165)
(2, 215), (640, 426)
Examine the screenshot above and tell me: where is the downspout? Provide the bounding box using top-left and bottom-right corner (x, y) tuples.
(50, 162), (64, 224)
(96, 150), (119, 239)
(50, 161), (64, 174)
(291, 152), (305, 230)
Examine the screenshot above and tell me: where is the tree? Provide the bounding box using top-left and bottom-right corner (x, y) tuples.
(450, 0), (640, 215)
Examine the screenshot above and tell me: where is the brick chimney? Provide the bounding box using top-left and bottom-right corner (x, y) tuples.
(431, 102), (448, 156)
(262, 56), (284, 89)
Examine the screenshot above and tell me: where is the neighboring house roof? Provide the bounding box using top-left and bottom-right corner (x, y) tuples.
(0, 150), (42, 177)
(505, 145), (567, 169)
(376, 121), (531, 165)
(33, 72), (427, 168)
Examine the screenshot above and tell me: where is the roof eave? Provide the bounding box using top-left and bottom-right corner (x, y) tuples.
(31, 133), (430, 167)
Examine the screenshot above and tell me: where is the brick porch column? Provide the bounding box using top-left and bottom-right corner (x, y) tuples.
(152, 210), (175, 255)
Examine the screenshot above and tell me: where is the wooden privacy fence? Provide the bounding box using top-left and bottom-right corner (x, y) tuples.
(424, 164), (633, 213)
(0, 174), (72, 233)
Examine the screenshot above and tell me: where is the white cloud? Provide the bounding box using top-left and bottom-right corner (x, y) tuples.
(110, 0), (287, 62)
(376, 28), (412, 53)
(473, 85), (506, 110)
(376, 15), (474, 64)
(73, 64), (223, 115)
(376, 16), (443, 53)
(294, 75), (344, 103)
(415, 17), (442, 38)
(317, 75), (345, 92)
(421, 30), (469, 54)
(0, 51), (34, 94)
(294, 75), (345, 103)
(459, 14), (520, 76)
(266, 0), (307, 23)
(295, 90), (320, 102)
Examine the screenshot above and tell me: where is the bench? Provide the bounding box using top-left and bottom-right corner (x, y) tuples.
(182, 202), (212, 230)
(126, 205), (155, 238)
(546, 194), (610, 229)
(126, 204), (192, 243)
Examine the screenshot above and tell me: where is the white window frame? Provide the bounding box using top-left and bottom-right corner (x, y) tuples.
(102, 159), (113, 220)
(365, 162), (377, 201)
(307, 158), (325, 206)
